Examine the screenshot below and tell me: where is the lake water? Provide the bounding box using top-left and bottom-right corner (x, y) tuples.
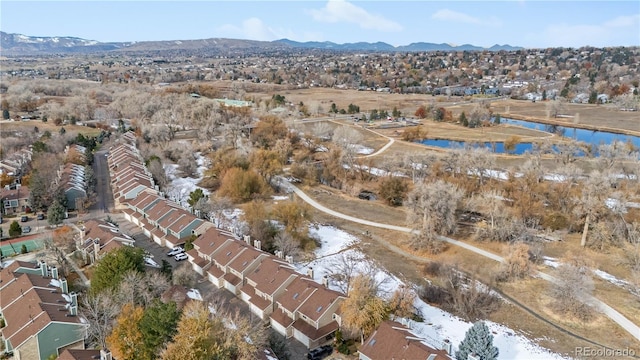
(420, 118), (640, 155)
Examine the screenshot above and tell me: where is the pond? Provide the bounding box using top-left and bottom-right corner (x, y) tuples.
(419, 118), (640, 155)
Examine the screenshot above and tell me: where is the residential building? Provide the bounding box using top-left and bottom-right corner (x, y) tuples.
(75, 219), (135, 264)
(58, 349), (112, 360)
(359, 320), (451, 360)
(57, 163), (86, 210)
(0, 260), (88, 360)
(1, 184), (30, 215)
(271, 276), (344, 348)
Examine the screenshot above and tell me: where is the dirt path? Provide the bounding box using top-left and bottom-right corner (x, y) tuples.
(279, 178), (640, 343)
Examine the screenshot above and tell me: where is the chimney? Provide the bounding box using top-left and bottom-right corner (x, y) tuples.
(442, 339), (452, 355)
(50, 266), (59, 280)
(70, 291), (78, 306)
(40, 260), (48, 277)
(253, 240), (261, 250)
(244, 235), (251, 244)
(69, 305), (77, 316)
(100, 349), (113, 360)
(274, 250), (283, 259)
(322, 276), (329, 288)
(59, 278), (68, 293)
(307, 267), (314, 279)
(285, 255), (293, 264)
(94, 238), (101, 259)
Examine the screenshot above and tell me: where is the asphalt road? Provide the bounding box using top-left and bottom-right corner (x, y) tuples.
(92, 147), (114, 213)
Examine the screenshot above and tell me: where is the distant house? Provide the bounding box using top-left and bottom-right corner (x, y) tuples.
(0, 260), (88, 360)
(359, 320), (452, 360)
(1, 184), (30, 215)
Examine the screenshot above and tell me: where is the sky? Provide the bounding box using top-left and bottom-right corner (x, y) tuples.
(1, 1), (639, 49)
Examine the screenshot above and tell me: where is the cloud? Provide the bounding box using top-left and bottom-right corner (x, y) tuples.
(431, 9), (501, 27)
(308, 0), (402, 32)
(217, 18), (278, 41)
(603, 14), (640, 28)
(541, 14), (640, 47)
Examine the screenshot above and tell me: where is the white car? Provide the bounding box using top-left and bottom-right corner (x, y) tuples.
(167, 247), (184, 256)
(174, 253), (188, 261)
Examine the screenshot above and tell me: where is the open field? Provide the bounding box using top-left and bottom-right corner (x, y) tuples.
(0, 120), (103, 137)
(212, 80), (638, 135)
(303, 191), (640, 357)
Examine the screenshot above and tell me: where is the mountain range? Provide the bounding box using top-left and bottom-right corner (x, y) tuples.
(0, 31), (523, 55)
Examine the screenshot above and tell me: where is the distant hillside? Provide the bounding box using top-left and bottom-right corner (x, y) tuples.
(0, 31), (523, 55)
(0, 31), (131, 55)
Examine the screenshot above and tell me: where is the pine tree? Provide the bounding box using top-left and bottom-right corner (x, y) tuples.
(459, 112), (469, 127)
(456, 321), (499, 360)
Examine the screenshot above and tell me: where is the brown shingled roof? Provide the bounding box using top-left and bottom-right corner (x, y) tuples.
(192, 228), (232, 257)
(276, 277), (318, 314)
(359, 320), (451, 360)
(58, 349), (102, 360)
(246, 257), (298, 296)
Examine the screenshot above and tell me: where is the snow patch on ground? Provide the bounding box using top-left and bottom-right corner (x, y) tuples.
(543, 256), (560, 268)
(350, 144), (374, 155)
(187, 288), (203, 301)
(165, 152), (210, 208)
(295, 224), (570, 360)
(272, 195), (290, 201)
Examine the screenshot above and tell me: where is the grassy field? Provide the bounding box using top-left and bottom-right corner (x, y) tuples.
(0, 120), (103, 137)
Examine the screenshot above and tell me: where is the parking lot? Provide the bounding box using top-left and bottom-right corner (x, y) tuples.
(0, 213), (48, 237)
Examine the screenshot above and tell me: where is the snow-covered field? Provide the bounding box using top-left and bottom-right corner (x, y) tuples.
(297, 225), (571, 360)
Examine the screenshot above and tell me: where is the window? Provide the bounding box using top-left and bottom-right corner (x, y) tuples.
(293, 293), (299, 300)
(316, 306), (323, 313)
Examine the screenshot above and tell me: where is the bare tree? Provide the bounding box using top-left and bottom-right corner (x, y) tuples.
(312, 121), (334, 140)
(550, 259), (597, 322)
(406, 180), (463, 253)
(573, 170), (614, 247)
(326, 251), (366, 295)
(498, 242), (533, 281)
(173, 262), (197, 288)
(332, 125), (363, 170)
(147, 158), (168, 191)
(274, 231), (301, 261)
(81, 290), (120, 349)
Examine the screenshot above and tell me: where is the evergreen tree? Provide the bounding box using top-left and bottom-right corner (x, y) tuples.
(2, 109), (9, 120)
(460, 112), (469, 127)
(456, 321), (499, 360)
(47, 200), (66, 226)
(9, 221), (21, 238)
(493, 113), (501, 125)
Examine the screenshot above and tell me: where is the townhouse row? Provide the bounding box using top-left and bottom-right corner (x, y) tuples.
(106, 134), (345, 349)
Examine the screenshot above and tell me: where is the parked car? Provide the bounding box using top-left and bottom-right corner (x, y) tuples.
(174, 253), (188, 261)
(36, 214), (45, 220)
(307, 345), (333, 360)
(20, 216), (28, 222)
(167, 247), (185, 257)
(22, 226), (31, 234)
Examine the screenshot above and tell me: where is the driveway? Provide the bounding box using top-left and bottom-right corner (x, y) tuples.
(116, 215), (183, 270)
